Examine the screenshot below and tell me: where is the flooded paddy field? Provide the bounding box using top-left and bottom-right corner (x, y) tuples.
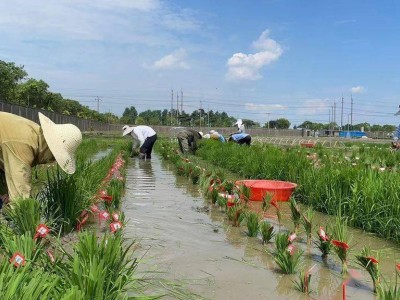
(123, 154), (400, 300)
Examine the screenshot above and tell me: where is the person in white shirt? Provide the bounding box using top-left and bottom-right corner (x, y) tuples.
(122, 125), (157, 159)
(234, 119), (245, 133)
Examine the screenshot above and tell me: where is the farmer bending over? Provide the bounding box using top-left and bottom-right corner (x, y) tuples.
(122, 125), (158, 159)
(177, 128), (203, 154)
(0, 112), (82, 206)
(228, 132), (251, 146)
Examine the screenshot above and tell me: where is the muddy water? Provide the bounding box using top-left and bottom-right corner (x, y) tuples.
(123, 154), (400, 300)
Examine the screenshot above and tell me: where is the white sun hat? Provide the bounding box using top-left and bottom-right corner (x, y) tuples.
(234, 119), (243, 126)
(38, 112), (82, 174)
(122, 125), (135, 136)
(199, 131), (203, 137)
(209, 130), (216, 134)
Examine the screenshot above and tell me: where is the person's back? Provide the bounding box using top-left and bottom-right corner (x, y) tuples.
(229, 132), (251, 145)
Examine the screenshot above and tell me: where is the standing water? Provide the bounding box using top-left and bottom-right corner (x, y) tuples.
(123, 154), (400, 300)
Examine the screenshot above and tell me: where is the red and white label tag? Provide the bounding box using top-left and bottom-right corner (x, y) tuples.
(10, 252), (25, 267)
(112, 212), (119, 222)
(90, 204), (100, 213)
(99, 211), (110, 220)
(34, 224), (50, 239)
(110, 221), (122, 233)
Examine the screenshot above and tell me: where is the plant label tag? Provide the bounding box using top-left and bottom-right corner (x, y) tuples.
(46, 250), (55, 263)
(112, 213), (119, 221)
(34, 224), (50, 239)
(101, 195), (113, 204)
(110, 221), (122, 233)
(99, 190), (107, 196)
(10, 252), (25, 267)
(90, 204), (100, 213)
(99, 211), (110, 220)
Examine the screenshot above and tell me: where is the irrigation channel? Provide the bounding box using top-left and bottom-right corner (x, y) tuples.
(123, 154), (400, 300)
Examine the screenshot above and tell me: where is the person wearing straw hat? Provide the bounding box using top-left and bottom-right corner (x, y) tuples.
(209, 130), (226, 142)
(122, 125), (157, 159)
(176, 128), (203, 154)
(0, 112), (82, 205)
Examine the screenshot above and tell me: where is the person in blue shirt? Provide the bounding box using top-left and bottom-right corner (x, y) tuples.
(228, 132), (251, 146)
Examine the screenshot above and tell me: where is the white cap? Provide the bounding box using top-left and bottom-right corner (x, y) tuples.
(209, 130), (216, 134)
(234, 119), (243, 127)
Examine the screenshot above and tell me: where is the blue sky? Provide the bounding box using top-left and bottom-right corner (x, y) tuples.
(0, 0), (399, 127)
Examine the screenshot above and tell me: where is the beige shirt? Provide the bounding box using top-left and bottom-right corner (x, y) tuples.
(0, 112), (54, 200)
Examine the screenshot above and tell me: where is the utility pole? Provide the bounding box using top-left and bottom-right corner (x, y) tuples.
(341, 95), (344, 130)
(207, 105), (210, 128)
(200, 101), (202, 130)
(328, 108), (331, 136)
(95, 96), (101, 113)
(333, 102), (336, 130)
(181, 89), (183, 113)
(170, 89), (173, 125)
(266, 113), (271, 129)
(350, 94), (353, 130)
(176, 94), (179, 125)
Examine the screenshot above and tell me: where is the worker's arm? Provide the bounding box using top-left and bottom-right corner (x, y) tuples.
(1, 142), (35, 200)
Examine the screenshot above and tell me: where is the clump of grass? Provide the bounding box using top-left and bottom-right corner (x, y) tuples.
(294, 270), (312, 294)
(289, 197), (301, 233)
(376, 269), (400, 300)
(273, 233), (303, 274)
(227, 205), (245, 227)
(244, 211), (260, 237)
(189, 166), (201, 184)
(259, 220), (275, 244)
(3, 198), (42, 236)
(302, 207), (315, 246)
(216, 194), (227, 210)
(315, 226), (332, 258)
(106, 179), (124, 210)
(355, 247), (380, 292)
(221, 180), (235, 194)
(40, 168), (87, 234)
(332, 216), (351, 274)
(236, 184), (251, 206)
(59, 231), (138, 299)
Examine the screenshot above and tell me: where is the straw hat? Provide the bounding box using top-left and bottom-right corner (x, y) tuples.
(209, 130), (216, 134)
(122, 125), (135, 136)
(38, 113), (82, 174)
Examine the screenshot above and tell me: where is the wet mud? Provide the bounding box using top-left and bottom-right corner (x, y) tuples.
(123, 154), (400, 300)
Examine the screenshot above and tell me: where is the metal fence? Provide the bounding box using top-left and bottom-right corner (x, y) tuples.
(0, 101), (121, 132)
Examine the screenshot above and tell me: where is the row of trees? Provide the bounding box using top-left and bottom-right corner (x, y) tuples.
(296, 121), (396, 132)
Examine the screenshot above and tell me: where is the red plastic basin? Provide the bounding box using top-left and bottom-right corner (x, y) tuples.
(235, 180), (297, 202)
(300, 142), (315, 148)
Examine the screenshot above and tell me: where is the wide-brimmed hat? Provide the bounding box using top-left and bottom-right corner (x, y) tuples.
(209, 130), (216, 134)
(38, 112), (82, 174)
(199, 131), (203, 137)
(122, 125), (135, 136)
(234, 119), (243, 127)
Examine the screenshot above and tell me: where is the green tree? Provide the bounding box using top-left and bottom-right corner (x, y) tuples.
(275, 118), (291, 129)
(0, 60), (27, 103)
(121, 106), (138, 124)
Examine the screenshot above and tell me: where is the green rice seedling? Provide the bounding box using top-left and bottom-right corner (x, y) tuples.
(355, 247), (380, 292)
(314, 226), (332, 258)
(106, 179), (124, 210)
(0, 257), (61, 299)
(274, 232), (290, 252)
(227, 205), (245, 227)
(332, 216), (351, 274)
(259, 220), (275, 244)
(376, 272), (400, 300)
(289, 197), (302, 233)
(236, 184), (251, 205)
(0, 232), (46, 264)
(262, 193), (273, 212)
(293, 270), (312, 294)
(59, 231), (139, 299)
(189, 166), (201, 184)
(273, 243), (303, 274)
(244, 211), (260, 237)
(175, 160), (186, 176)
(3, 198), (42, 236)
(209, 186), (220, 204)
(302, 207), (315, 246)
(221, 180), (235, 194)
(216, 194), (227, 210)
(40, 167), (88, 234)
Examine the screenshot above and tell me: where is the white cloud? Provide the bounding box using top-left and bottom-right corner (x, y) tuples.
(153, 49), (189, 70)
(226, 29), (283, 81)
(350, 86), (364, 94)
(297, 99), (330, 115)
(245, 103), (287, 111)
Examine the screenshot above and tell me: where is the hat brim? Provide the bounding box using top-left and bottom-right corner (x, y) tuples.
(39, 113), (77, 174)
(122, 126), (134, 136)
